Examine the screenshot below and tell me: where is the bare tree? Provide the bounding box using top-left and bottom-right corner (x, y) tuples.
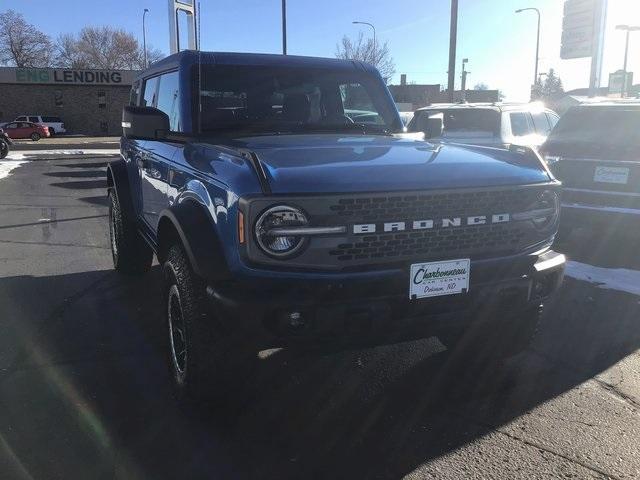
(0, 10), (53, 67)
(335, 32), (395, 83)
(55, 26), (164, 70)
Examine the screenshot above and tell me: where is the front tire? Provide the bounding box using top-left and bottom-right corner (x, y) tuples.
(108, 190), (153, 274)
(163, 244), (255, 403)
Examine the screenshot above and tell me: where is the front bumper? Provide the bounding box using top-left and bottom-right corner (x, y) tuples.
(207, 249), (565, 349)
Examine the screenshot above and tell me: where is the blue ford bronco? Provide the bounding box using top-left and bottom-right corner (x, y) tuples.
(107, 51), (565, 400)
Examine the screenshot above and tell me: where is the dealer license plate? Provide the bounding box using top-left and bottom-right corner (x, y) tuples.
(593, 166), (629, 184)
(409, 259), (470, 300)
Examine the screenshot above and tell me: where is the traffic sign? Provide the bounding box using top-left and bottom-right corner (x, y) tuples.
(561, 0), (604, 59)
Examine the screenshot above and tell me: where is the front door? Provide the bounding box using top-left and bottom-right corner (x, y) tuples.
(137, 141), (178, 231)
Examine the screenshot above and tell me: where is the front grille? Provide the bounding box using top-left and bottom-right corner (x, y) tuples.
(328, 223), (527, 262)
(242, 185), (555, 271)
(329, 190), (539, 222)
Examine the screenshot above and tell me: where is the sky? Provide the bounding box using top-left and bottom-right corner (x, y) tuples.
(5, 0), (640, 101)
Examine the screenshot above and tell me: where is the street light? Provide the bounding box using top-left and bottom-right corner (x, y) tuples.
(142, 8), (149, 68)
(352, 21), (376, 65)
(282, 0), (287, 55)
(616, 24), (640, 96)
(516, 7), (541, 88)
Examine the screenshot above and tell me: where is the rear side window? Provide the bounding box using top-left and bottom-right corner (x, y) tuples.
(41, 116), (61, 122)
(531, 112), (551, 135)
(142, 76), (159, 107)
(28, 116), (39, 123)
(155, 71), (181, 131)
(510, 112), (533, 136)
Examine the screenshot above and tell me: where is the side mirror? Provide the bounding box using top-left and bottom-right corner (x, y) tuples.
(410, 112), (444, 139)
(122, 106), (169, 140)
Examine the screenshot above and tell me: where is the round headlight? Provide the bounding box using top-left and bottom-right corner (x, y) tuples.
(255, 205), (309, 257)
(531, 190), (559, 229)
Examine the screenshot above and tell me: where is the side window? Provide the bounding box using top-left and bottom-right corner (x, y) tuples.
(531, 112), (551, 135)
(130, 81), (141, 106)
(142, 76), (159, 108)
(546, 112), (559, 130)
(28, 116), (39, 123)
(5, 123), (17, 129)
(156, 71), (181, 132)
(510, 112), (533, 136)
(16, 116), (26, 121)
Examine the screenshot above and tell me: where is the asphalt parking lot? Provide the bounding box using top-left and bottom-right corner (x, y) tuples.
(1, 152), (640, 480)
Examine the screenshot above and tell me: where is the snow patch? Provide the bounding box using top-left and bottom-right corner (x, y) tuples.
(566, 260), (640, 296)
(0, 160), (28, 180)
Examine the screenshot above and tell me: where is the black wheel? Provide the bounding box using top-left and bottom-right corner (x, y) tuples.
(48, 127), (55, 136)
(30, 132), (41, 141)
(163, 244), (256, 403)
(0, 141), (8, 159)
(440, 304), (541, 361)
(108, 190), (153, 274)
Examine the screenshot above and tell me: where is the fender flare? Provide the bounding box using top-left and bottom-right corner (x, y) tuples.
(157, 201), (231, 283)
(106, 158), (136, 220)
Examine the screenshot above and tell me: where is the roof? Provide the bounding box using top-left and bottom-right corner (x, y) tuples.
(139, 50), (376, 79)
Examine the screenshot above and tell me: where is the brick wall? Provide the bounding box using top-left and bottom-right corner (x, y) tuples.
(0, 83), (130, 135)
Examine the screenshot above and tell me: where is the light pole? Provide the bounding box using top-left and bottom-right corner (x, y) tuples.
(352, 21), (376, 66)
(447, 0), (458, 103)
(616, 24), (640, 97)
(142, 8), (149, 68)
(516, 7), (541, 88)
(282, 0), (287, 55)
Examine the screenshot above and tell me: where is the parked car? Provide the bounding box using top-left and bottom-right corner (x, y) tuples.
(2, 121), (50, 141)
(108, 51), (565, 401)
(539, 101), (640, 236)
(14, 115), (66, 135)
(408, 102), (560, 149)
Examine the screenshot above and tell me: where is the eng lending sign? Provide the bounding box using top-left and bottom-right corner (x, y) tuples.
(0, 67), (137, 86)
(561, 0), (604, 59)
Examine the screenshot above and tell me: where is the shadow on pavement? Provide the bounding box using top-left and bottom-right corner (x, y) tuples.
(49, 180), (107, 190)
(44, 170), (106, 179)
(79, 195), (110, 206)
(55, 162), (110, 169)
(0, 264), (639, 479)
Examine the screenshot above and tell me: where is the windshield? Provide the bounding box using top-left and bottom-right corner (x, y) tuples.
(409, 108), (500, 136)
(194, 65), (401, 135)
(548, 106), (640, 146)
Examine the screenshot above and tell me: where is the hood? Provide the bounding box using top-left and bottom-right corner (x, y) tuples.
(224, 134), (552, 194)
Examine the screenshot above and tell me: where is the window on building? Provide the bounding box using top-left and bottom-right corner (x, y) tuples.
(531, 112), (551, 135)
(142, 76), (159, 107)
(130, 81), (141, 106)
(98, 91), (106, 109)
(156, 71), (181, 131)
(510, 112), (533, 136)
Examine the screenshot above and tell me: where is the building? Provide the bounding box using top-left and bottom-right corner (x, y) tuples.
(0, 67), (139, 135)
(388, 74), (500, 111)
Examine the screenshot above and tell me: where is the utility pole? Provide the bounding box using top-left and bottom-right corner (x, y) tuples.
(282, 0), (287, 55)
(588, 0), (608, 97)
(143, 8), (149, 68)
(461, 58), (469, 102)
(447, 0), (458, 103)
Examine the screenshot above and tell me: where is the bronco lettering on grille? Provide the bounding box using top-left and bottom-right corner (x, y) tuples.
(352, 214), (510, 234)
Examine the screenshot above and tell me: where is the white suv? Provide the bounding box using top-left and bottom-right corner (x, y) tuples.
(408, 103), (559, 149)
(14, 115), (66, 135)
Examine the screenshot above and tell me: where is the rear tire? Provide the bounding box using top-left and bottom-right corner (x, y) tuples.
(163, 244), (256, 404)
(440, 304), (541, 361)
(108, 190), (153, 275)
(30, 132), (41, 141)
